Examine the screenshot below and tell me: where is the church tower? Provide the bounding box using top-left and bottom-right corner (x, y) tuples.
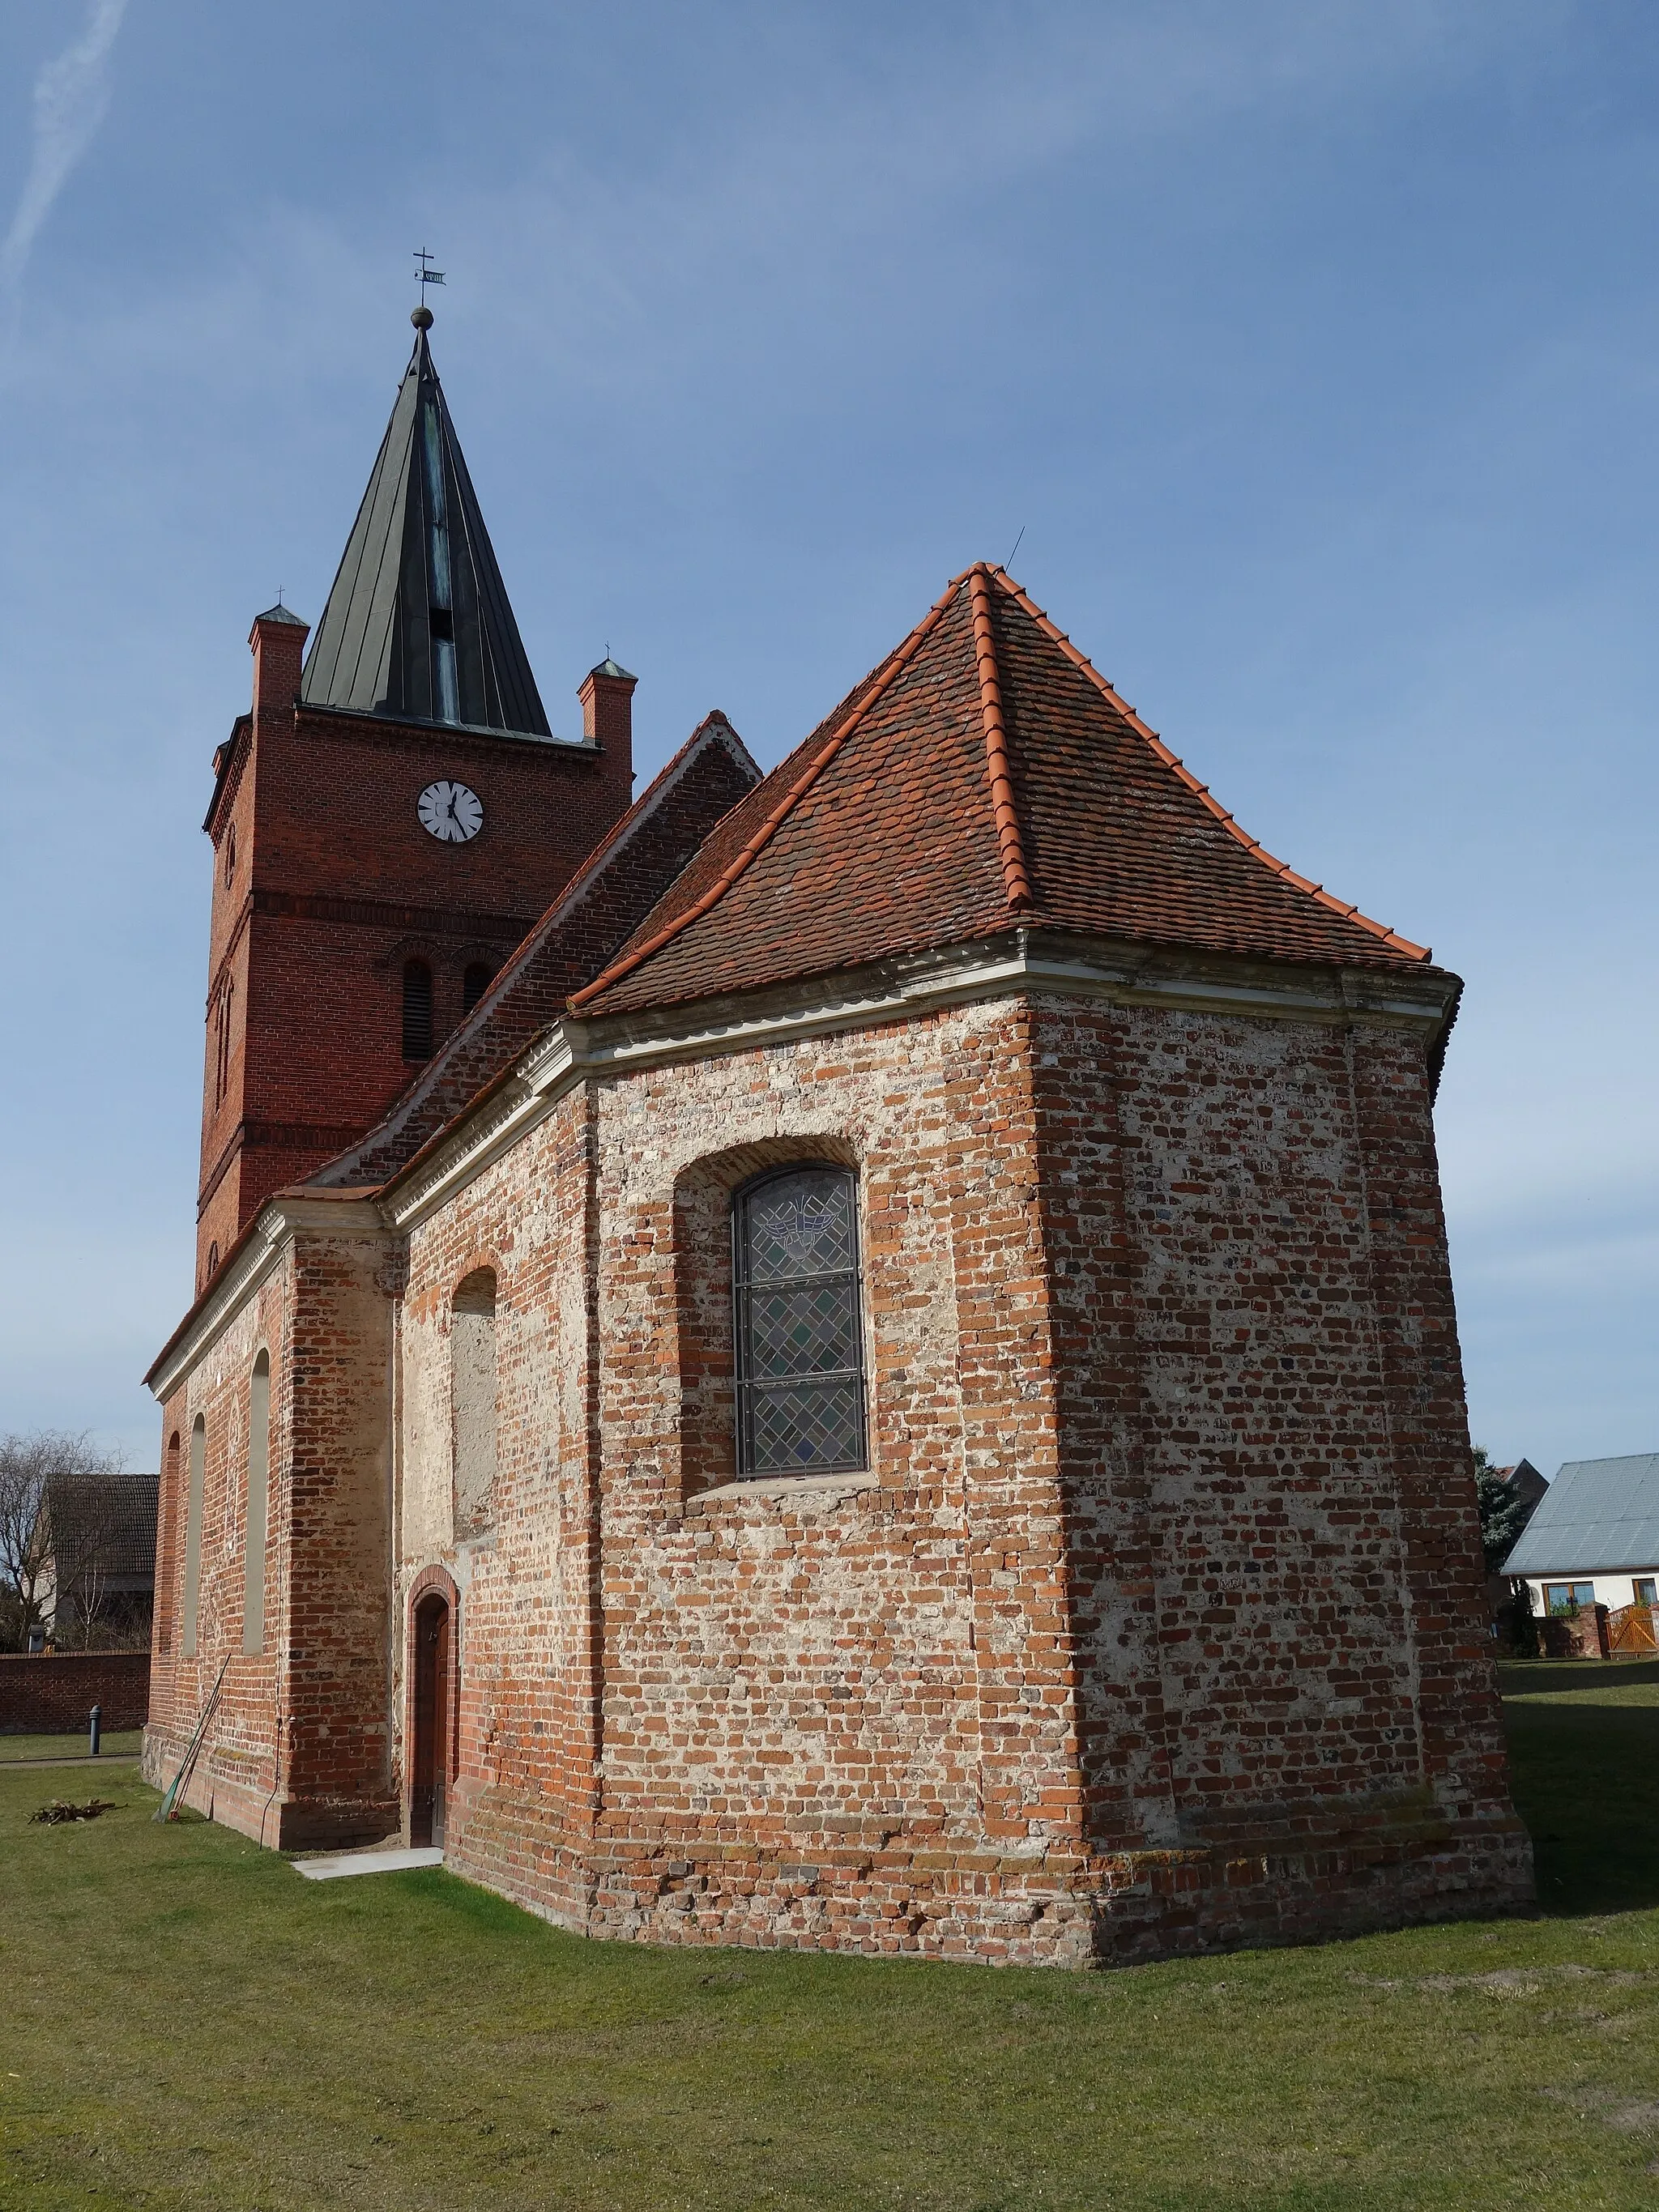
(195, 310), (637, 1291)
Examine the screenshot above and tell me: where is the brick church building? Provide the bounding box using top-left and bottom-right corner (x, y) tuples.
(143, 310), (1532, 1964)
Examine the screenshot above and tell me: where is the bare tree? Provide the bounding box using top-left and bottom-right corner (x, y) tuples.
(48, 1481), (130, 1650)
(0, 1431), (127, 1653)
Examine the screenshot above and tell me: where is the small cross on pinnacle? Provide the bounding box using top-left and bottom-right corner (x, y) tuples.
(412, 249), (446, 330)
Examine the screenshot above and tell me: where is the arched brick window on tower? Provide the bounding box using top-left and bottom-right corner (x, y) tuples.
(732, 1166), (867, 1478)
(451, 1268), (497, 1536)
(181, 1415), (207, 1658)
(213, 979), (235, 1105)
(402, 959), (434, 1061)
(156, 1430), (181, 1655)
(243, 1351), (271, 1656)
(462, 961), (494, 1015)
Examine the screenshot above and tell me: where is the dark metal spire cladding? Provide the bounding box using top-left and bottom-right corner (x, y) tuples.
(301, 316), (552, 738)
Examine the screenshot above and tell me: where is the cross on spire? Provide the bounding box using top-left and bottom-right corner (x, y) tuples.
(414, 249), (446, 305)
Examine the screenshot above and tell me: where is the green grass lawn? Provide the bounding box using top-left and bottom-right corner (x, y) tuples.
(0, 1729), (143, 1763)
(4, 1665), (1659, 2210)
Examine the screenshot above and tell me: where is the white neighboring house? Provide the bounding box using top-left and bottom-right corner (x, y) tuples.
(1503, 1452), (1659, 1618)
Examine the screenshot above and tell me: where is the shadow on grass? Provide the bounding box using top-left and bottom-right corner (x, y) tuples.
(1501, 1661), (1659, 1916)
(1503, 1656), (1659, 1698)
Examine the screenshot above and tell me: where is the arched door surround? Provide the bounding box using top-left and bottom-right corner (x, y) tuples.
(410, 1588), (453, 1848)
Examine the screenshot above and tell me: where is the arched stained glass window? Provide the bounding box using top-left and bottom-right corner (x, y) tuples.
(733, 1166), (866, 1477)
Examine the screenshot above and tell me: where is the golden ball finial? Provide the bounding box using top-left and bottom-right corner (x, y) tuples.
(412, 305), (433, 330)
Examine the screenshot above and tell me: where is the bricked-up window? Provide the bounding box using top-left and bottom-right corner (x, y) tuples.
(157, 1430), (181, 1655)
(733, 1167), (867, 1477)
(181, 1415), (206, 1658)
(462, 961), (494, 1014)
(243, 1351), (270, 1656)
(451, 1269), (497, 1536)
(402, 960), (434, 1061)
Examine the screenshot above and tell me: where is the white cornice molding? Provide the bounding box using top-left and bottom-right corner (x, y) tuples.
(147, 1196), (391, 1403)
(581, 931), (1456, 1075)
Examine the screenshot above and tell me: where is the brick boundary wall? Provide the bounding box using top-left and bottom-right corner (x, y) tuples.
(0, 1652), (151, 1734)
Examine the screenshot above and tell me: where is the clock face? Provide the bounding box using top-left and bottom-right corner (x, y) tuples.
(417, 780), (484, 844)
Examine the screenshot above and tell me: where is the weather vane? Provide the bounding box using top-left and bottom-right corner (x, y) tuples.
(412, 249), (446, 330)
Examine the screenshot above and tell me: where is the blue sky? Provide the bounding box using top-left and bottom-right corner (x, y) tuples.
(1, 0), (1654, 1477)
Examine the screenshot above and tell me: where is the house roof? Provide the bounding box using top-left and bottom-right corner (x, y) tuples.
(313, 710), (761, 1191)
(1495, 1457), (1550, 1515)
(1503, 1454), (1659, 1577)
(571, 564), (1436, 1021)
(300, 318), (552, 739)
(39, 1471), (160, 1585)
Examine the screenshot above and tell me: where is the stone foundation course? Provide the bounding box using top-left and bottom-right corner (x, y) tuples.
(442, 1807), (1533, 1969)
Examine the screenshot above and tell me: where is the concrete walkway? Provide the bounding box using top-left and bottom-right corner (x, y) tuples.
(0, 1752), (142, 1771)
(292, 1846), (446, 1882)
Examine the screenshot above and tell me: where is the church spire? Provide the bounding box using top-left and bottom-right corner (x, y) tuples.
(301, 309), (552, 738)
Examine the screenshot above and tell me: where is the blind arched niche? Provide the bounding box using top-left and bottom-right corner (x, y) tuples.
(244, 1350), (271, 1655)
(451, 1268), (498, 1536)
(181, 1415), (207, 1657)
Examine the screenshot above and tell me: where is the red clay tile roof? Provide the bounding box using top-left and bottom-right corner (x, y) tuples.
(572, 565), (1432, 1020)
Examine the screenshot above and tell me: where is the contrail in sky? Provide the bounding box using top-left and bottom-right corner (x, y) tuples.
(1, 0), (130, 314)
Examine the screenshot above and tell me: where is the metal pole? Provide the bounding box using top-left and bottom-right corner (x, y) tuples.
(88, 1704), (101, 1758)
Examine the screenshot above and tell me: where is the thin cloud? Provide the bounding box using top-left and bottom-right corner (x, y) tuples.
(1, 0), (130, 318)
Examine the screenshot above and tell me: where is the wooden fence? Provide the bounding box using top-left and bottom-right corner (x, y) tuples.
(1607, 1603), (1659, 1657)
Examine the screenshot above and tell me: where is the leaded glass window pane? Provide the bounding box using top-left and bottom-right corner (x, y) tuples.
(734, 1168), (866, 1477)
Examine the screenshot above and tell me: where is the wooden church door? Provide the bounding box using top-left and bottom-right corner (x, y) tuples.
(412, 1592), (452, 1848)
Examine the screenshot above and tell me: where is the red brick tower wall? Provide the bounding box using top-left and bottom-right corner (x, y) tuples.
(195, 616), (635, 1290)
